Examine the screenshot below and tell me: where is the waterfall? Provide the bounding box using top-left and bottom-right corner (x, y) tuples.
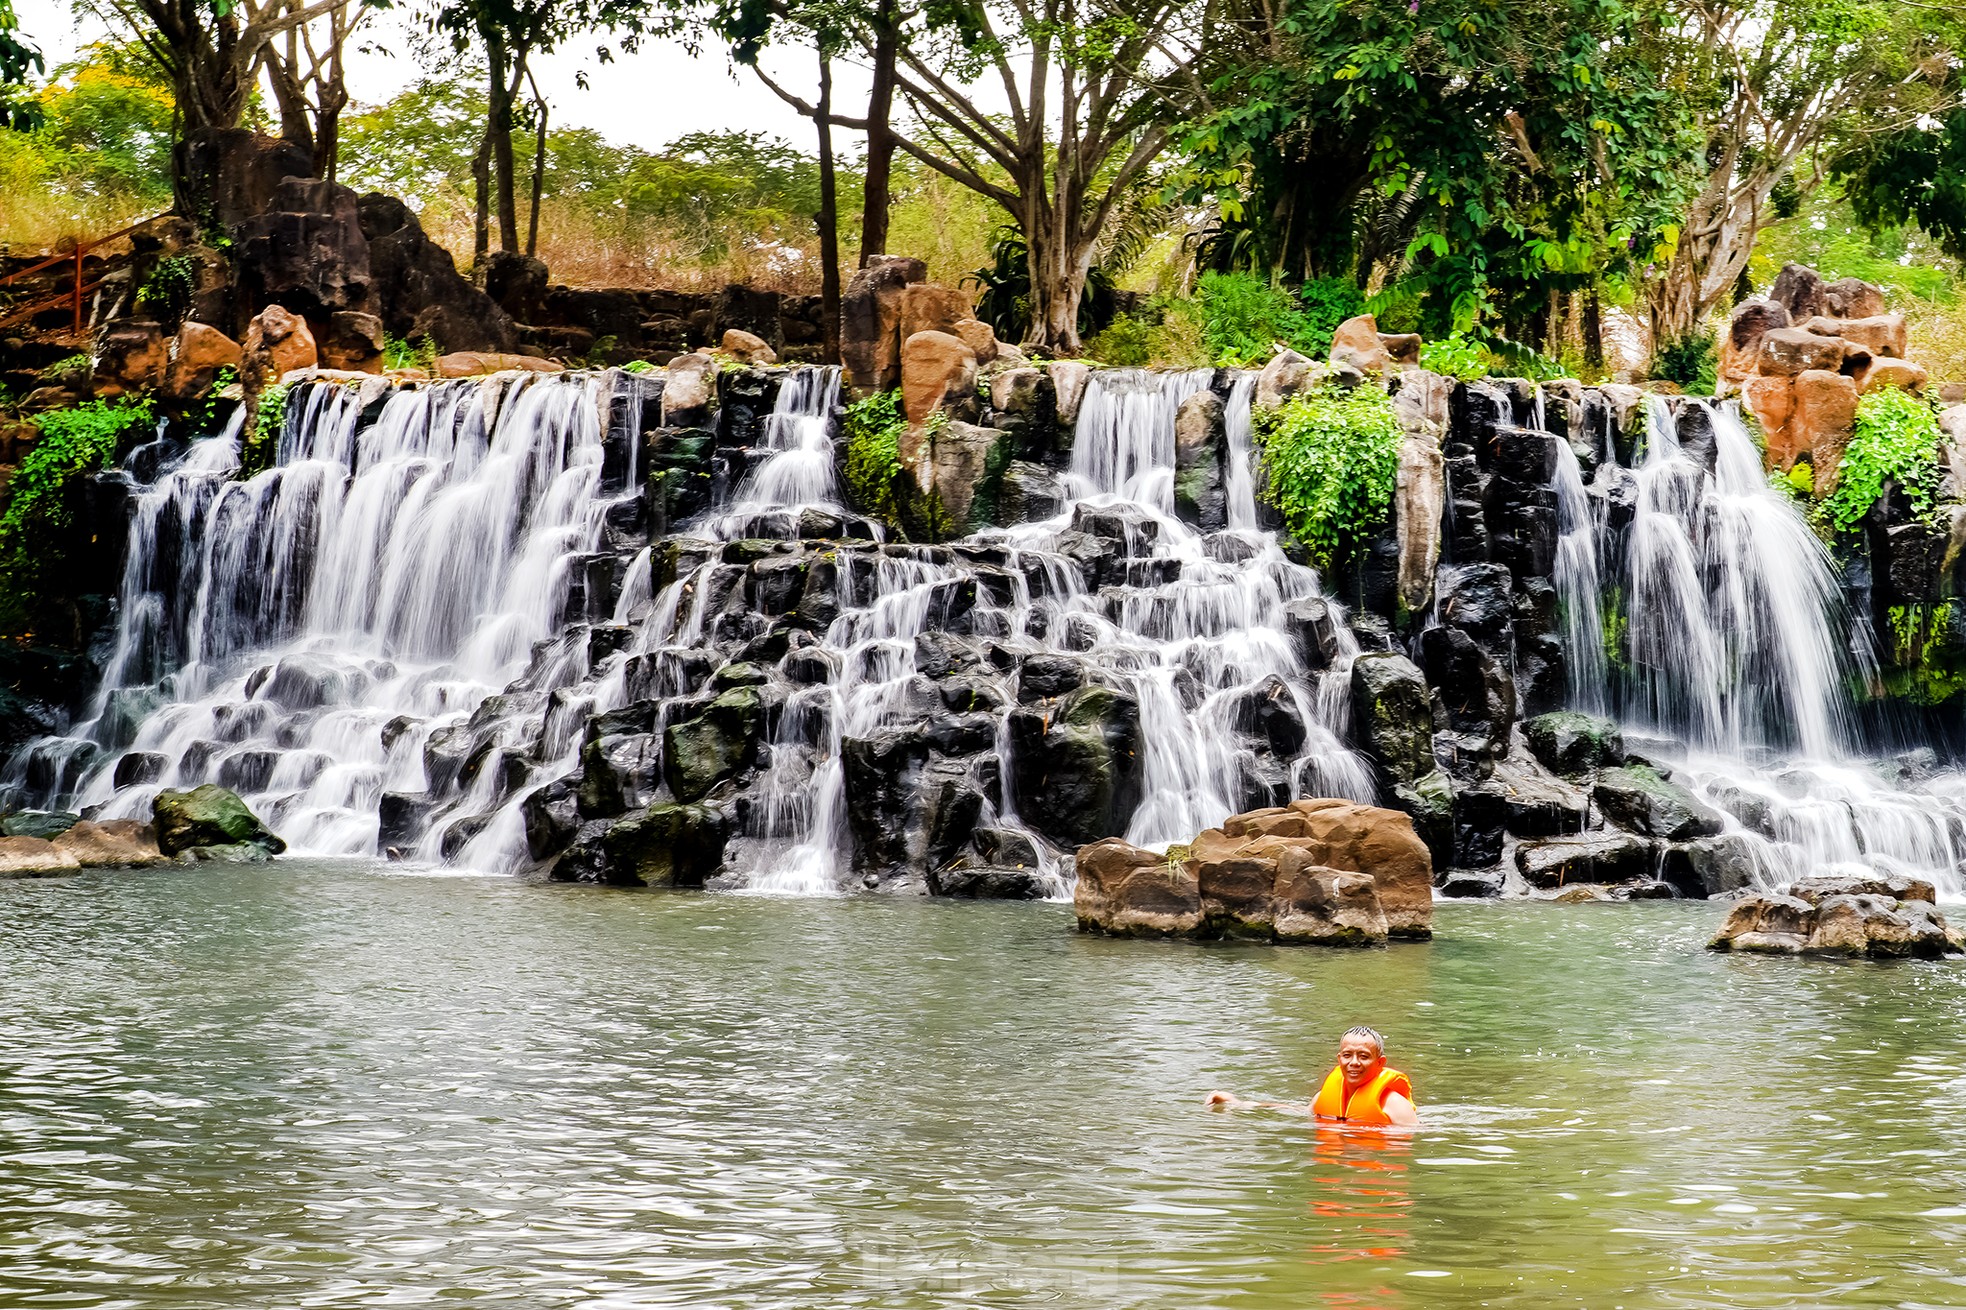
(4, 373), (627, 861)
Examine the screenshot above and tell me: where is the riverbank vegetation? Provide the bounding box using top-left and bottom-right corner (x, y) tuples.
(2, 0), (1964, 373)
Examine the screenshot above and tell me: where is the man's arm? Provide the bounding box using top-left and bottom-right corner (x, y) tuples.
(1381, 1092), (1419, 1127)
(1205, 1091), (1311, 1115)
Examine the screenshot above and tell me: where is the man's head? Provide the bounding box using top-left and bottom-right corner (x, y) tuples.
(1337, 1026), (1386, 1088)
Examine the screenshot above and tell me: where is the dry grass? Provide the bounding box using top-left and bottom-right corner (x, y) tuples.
(1906, 293), (1966, 390)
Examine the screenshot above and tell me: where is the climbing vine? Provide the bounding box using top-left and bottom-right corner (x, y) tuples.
(1252, 383), (1403, 571)
(1818, 388), (1945, 534)
(843, 390), (907, 526)
(1881, 602), (1966, 705)
(0, 397), (154, 633)
(242, 383), (290, 478)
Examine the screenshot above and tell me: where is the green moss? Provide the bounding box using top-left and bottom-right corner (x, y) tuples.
(843, 389), (907, 527)
(1252, 382), (1402, 572)
(1880, 602), (1966, 705)
(242, 383), (289, 478)
(382, 334), (437, 372)
(0, 397), (154, 635)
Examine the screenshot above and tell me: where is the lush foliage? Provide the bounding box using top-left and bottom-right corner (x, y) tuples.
(382, 334), (438, 373)
(1651, 332), (1717, 394)
(1252, 383), (1403, 571)
(843, 390), (907, 525)
(1417, 335), (1491, 382)
(0, 42), (174, 242)
(1174, 272), (1365, 367)
(0, 397), (153, 633)
(242, 384), (291, 479)
(1819, 388), (1946, 534)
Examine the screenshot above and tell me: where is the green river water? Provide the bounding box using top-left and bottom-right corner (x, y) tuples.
(5, 861), (1966, 1308)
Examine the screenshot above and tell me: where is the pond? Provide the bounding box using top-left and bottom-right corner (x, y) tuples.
(4, 863), (1965, 1308)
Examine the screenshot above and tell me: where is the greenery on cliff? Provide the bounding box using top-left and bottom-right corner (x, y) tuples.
(1252, 384), (1403, 571)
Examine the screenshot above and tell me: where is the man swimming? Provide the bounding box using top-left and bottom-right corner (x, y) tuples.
(1206, 1026), (1419, 1127)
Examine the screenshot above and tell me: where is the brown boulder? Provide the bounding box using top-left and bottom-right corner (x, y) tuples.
(52, 819), (167, 868)
(1743, 375), (1797, 466)
(1792, 370), (1859, 496)
(243, 305), (319, 381)
(1721, 298), (1789, 384)
(93, 319), (168, 397)
(0, 835), (82, 877)
(1048, 361), (1091, 423)
(1856, 356), (1928, 395)
(953, 317), (1000, 365)
(233, 176), (372, 318)
(1073, 838), (1201, 936)
(1802, 312), (1907, 360)
(661, 351), (718, 424)
(1380, 332), (1422, 367)
(1769, 263), (1826, 321)
(1824, 277), (1886, 320)
(901, 330), (978, 425)
(1710, 882), (1957, 959)
(1273, 860), (1389, 945)
(899, 283), (974, 343)
(165, 321), (242, 402)
(840, 255), (927, 390)
(1757, 327), (1847, 377)
(1329, 314), (1390, 372)
(915, 420), (1002, 534)
(321, 311), (384, 374)
(719, 328), (778, 364)
(434, 351), (564, 379)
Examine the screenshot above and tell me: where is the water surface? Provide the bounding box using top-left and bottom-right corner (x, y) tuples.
(5, 862), (1966, 1307)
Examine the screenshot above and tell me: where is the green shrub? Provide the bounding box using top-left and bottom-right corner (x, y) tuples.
(382, 334), (438, 372)
(1418, 335), (1492, 382)
(1651, 331), (1717, 394)
(135, 254), (195, 327)
(843, 389), (908, 525)
(1297, 277), (1366, 355)
(1084, 313), (1159, 367)
(1252, 383), (1404, 572)
(621, 359), (654, 375)
(242, 383), (290, 478)
(1819, 387), (1945, 533)
(0, 396), (154, 634)
(1185, 272), (1307, 366)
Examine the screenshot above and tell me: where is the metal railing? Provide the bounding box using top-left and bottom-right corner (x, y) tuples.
(0, 215), (166, 336)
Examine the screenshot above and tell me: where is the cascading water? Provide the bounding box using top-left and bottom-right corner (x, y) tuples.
(4, 373), (633, 862)
(1538, 390), (1966, 896)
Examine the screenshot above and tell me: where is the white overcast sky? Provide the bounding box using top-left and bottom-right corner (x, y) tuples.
(17, 0), (855, 151)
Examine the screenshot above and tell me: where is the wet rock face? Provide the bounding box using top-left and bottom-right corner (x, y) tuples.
(1009, 684), (1143, 848)
(151, 784), (285, 858)
(1592, 766), (1726, 842)
(1073, 798), (1432, 944)
(1711, 874), (1961, 958)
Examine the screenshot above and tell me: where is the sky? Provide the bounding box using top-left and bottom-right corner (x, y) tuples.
(15, 0), (853, 151)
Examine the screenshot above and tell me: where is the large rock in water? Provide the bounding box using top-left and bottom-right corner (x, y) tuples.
(1592, 765), (1725, 841)
(1711, 873), (1961, 959)
(151, 785), (287, 858)
(1073, 799), (1432, 944)
(1009, 684), (1142, 847)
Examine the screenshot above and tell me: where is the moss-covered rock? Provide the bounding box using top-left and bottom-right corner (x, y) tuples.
(151, 784), (286, 857)
(662, 687), (765, 802)
(599, 803), (730, 886)
(1348, 652), (1434, 784)
(1592, 765), (1725, 841)
(1524, 710), (1625, 776)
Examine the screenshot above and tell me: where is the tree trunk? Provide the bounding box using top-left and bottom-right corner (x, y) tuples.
(816, 51), (842, 364)
(472, 127), (493, 277)
(858, 0), (897, 263)
(1583, 284), (1603, 372)
(1649, 161), (1772, 348)
(482, 29), (521, 254)
(526, 76), (547, 258)
(265, 34), (314, 154)
(1023, 214), (1090, 355)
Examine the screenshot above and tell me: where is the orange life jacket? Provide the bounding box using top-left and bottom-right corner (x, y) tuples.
(1312, 1065), (1413, 1125)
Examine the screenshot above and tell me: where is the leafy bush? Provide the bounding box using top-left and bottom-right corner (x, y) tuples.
(1185, 271), (1308, 366)
(1084, 313), (1159, 367)
(1418, 335), (1492, 381)
(1819, 387), (1945, 533)
(242, 383), (289, 478)
(382, 334), (437, 373)
(1252, 384), (1404, 571)
(621, 359), (654, 375)
(135, 253), (194, 327)
(1297, 277), (1366, 355)
(843, 389), (907, 524)
(0, 396), (153, 633)
(1651, 331), (1717, 394)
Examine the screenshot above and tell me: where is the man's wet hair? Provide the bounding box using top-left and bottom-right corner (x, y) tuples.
(1341, 1026), (1385, 1055)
